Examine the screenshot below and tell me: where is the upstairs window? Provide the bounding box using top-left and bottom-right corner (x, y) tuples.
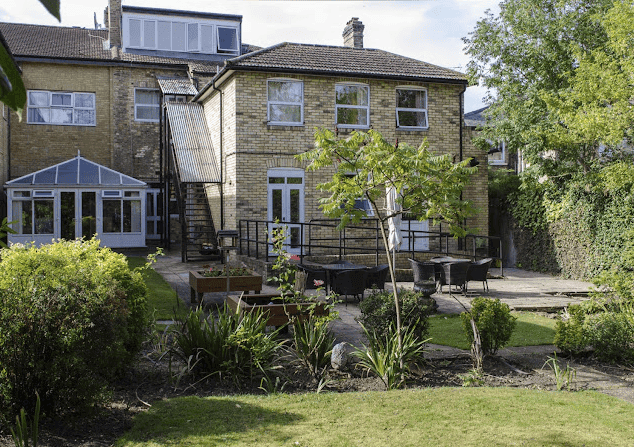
(396, 87), (428, 129)
(488, 141), (506, 165)
(135, 89), (160, 122)
(27, 91), (96, 126)
(335, 83), (369, 128)
(125, 17), (239, 55)
(267, 79), (303, 125)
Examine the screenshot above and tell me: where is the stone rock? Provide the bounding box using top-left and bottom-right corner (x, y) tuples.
(331, 342), (348, 370)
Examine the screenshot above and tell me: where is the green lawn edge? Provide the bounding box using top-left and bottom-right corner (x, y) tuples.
(127, 257), (188, 322)
(429, 312), (557, 350)
(116, 388), (634, 446)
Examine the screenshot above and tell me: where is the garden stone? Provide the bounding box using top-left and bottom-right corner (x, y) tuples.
(331, 342), (348, 370)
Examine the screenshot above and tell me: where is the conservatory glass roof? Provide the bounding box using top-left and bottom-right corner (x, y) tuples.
(5, 155), (146, 187)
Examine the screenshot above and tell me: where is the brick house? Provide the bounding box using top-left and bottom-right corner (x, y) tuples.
(181, 18), (488, 262)
(1, 3), (488, 260)
(0, 0), (255, 248)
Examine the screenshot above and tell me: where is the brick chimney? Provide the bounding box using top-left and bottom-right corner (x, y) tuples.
(343, 17), (364, 49)
(108, 0), (122, 49)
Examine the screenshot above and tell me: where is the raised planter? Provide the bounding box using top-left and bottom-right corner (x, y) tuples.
(226, 294), (329, 327)
(189, 270), (263, 304)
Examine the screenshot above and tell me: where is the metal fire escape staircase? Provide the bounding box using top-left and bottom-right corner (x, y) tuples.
(165, 101), (222, 262)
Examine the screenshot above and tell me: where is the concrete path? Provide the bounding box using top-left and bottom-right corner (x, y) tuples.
(148, 250), (634, 405)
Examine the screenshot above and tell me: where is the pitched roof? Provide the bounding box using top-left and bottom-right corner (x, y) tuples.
(0, 22), (258, 74)
(464, 106), (489, 128)
(224, 42), (467, 82)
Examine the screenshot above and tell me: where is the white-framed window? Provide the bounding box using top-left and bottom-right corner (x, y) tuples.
(335, 83), (370, 128)
(396, 87), (428, 129)
(488, 141), (506, 165)
(134, 89), (160, 122)
(103, 191), (142, 234)
(11, 190), (55, 235)
(27, 90), (96, 126)
(267, 79), (303, 125)
(125, 16), (239, 55)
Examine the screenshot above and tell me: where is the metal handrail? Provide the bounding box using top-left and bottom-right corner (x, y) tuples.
(238, 219), (503, 272)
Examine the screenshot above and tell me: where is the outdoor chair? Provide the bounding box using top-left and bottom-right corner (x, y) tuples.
(365, 264), (389, 290)
(440, 261), (471, 295)
(298, 264), (327, 289)
(466, 258), (493, 293)
(331, 269), (369, 305)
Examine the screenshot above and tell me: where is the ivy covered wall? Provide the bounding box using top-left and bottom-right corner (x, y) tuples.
(491, 162), (634, 280)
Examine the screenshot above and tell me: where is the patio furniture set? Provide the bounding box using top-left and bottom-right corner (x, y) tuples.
(409, 257), (494, 296)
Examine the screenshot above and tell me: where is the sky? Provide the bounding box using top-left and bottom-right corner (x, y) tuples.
(0, 0), (501, 113)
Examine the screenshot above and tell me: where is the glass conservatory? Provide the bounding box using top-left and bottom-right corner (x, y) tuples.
(5, 155), (147, 248)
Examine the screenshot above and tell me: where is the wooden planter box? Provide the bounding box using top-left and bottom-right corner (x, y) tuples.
(189, 270), (263, 304)
(226, 294), (329, 327)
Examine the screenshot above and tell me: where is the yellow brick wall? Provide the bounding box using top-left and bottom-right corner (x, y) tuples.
(203, 71), (488, 242)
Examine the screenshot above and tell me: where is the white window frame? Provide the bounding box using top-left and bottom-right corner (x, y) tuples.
(344, 172), (374, 217)
(488, 141), (507, 165)
(11, 189), (56, 235)
(395, 87), (428, 130)
(335, 83), (370, 129)
(124, 16), (239, 55)
(27, 90), (96, 126)
(134, 88), (160, 123)
(102, 190), (143, 234)
(267, 78), (304, 126)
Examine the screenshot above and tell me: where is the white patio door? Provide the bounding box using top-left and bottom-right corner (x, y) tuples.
(267, 169), (304, 254)
(59, 190), (97, 241)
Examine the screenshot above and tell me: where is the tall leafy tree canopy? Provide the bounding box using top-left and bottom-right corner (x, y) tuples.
(463, 0), (632, 175)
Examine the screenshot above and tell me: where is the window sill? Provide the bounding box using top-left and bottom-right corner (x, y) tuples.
(488, 162), (508, 166)
(396, 127), (428, 132)
(266, 123), (304, 130)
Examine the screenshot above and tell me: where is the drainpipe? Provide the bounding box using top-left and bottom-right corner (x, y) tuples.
(458, 83), (466, 251)
(211, 77), (225, 231)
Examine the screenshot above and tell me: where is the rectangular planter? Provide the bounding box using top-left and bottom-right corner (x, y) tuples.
(226, 294), (329, 327)
(189, 270), (263, 304)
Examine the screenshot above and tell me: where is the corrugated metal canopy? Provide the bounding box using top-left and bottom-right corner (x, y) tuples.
(158, 78), (198, 96)
(165, 102), (221, 183)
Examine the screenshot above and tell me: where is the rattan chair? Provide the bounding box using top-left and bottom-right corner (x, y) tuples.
(331, 269), (369, 305)
(365, 264), (389, 290)
(466, 258), (493, 293)
(440, 261), (471, 295)
(298, 264), (327, 289)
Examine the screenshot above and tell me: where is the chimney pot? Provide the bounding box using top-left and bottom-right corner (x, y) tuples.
(343, 17), (364, 49)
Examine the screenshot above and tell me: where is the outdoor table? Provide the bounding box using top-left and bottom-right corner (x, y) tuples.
(321, 263), (366, 293)
(430, 257), (470, 264)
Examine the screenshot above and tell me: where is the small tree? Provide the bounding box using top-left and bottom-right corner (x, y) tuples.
(298, 128), (477, 351)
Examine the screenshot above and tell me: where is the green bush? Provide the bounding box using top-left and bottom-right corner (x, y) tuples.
(584, 311), (634, 363)
(0, 239), (149, 420)
(461, 298), (517, 355)
(173, 306), (285, 387)
(358, 289), (432, 342)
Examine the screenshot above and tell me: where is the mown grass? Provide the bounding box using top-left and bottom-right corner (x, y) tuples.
(116, 388), (634, 446)
(127, 257), (188, 322)
(428, 312), (557, 350)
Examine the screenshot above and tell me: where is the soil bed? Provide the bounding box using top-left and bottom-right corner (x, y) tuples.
(1, 343), (631, 447)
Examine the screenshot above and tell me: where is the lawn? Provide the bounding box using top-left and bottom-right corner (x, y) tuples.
(116, 388), (634, 446)
(127, 257), (188, 322)
(428, 312), (557, 349)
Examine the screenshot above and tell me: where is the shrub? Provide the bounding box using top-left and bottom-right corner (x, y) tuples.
(358, 289), (432, 342)
(353, 323), (427, 390)
(0, 239), (149, 420)
(554, 303), (590, 355)
(172, 306), (285, 387)
(291, 318), (335, 380)
(584, 311), (634, 363)
(461, 298), (517, 355)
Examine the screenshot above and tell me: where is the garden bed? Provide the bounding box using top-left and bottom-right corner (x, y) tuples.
(226, 293), (329, 327)
(189, 270), (263, 303)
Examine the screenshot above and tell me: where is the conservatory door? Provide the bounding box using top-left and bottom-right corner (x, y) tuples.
(267, 169), (304, 255)
(59, 190), (97, 241)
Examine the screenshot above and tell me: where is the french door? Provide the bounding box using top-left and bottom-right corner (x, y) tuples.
(267, 169), (304, 255)
(60, 190), (97, 241)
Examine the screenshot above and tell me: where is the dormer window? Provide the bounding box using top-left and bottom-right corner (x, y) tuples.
(124, 14), (240, 55)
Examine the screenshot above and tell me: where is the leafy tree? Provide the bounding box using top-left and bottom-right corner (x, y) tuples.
(297, 128), (476, 349)
(544, 1), (634, 153)
(0, 0), (60, 119)
(463, 0), (615, 175)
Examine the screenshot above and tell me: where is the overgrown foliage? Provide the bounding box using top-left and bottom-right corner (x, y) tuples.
(358, 289), (432, 342)
(291, 318), (335, 381)
(172, 306), (285, 387)
(461, 298), (517, 356)
(0, 239), (148, 421)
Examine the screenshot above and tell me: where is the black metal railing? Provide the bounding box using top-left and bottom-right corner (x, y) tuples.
(238, 219), (503, 272)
